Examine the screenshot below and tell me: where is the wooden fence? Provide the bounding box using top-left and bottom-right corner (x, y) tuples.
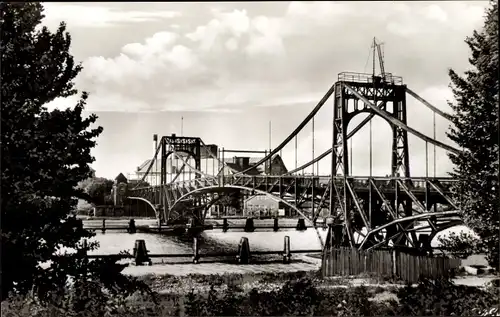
(322, 248), (462, 283)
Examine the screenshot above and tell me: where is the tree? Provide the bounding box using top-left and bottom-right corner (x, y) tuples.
(446, 1), (499, 270)
(437, 231), (484, 259)
(78, 177), (114, 205)
(1, 3), (150, 301)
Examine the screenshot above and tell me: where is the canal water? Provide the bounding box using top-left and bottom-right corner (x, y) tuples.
(78, 217), (468, 265)
(88, 229), (329, 263)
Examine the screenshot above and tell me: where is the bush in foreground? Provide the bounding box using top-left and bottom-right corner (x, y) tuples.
(2, 276), (499, 317)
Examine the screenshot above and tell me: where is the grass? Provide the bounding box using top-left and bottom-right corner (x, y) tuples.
(136, 269), (402, 296)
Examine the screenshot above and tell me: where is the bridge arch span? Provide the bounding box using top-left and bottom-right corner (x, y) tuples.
(169, 185), (313, 225)
(126, 196), (159, 218)
(169, 185), (326, 248)
(359, 210), (462, 250)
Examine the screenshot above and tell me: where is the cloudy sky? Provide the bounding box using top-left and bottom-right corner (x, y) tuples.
(42, 1), (489, 179)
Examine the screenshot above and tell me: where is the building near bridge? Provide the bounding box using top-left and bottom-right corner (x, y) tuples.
(131, 152), (288, 184)
(244, 195), (282, 218)
(223, 155), (288, 175)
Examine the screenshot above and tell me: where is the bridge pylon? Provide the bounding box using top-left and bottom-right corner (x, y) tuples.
(329, 72), (414, 249)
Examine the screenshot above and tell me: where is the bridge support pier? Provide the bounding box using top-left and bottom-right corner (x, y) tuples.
(244, 218), (255, 232)
(296, 218), (307, 231)
(127, 219), (136, 234)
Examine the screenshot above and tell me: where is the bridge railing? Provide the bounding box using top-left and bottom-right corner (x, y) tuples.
(341, 176), (457, 191)
(130, 175), (457, 195)
(225, 175), (332, 187)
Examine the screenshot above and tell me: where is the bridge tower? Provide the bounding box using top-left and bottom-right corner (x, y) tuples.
(159, 134), (202, 224)
(329, 71), (412, 247)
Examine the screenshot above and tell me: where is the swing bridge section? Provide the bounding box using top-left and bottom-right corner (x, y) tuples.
(128, 71), (463, 252)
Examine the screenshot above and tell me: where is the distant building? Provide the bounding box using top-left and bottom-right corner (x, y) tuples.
(115, 173), (127, 184)
(112, 173), (128, 206)
(223, 155), (288, 176)
(133, 152), (288, 183)
(244, 195), (281, 217)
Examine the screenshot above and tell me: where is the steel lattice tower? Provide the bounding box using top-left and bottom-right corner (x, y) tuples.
(329, 72), (413, 247)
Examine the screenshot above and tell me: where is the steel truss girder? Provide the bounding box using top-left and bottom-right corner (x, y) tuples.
(319, 176), (461, 251)
(128, 176), (461, 249)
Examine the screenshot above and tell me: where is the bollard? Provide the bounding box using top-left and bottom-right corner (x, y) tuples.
(102, 219), (106, 234)
(236, 237), (251, 264)
(296, 218), (307, 231)
(82, 239), (88, 257)
(244, 218), (255, 233)
(273, 217), (279, 232)
(283, 236), (291, 264)
(133, 239), (152, 266)
(128, 219), (136, 234)
(192, 237), (200, 264)
(222, 218), (229, 233)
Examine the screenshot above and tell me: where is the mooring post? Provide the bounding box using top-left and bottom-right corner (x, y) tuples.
(273, 217), (279, 232)
(296, 218), (306, 231)
(128, 219), (136, 234)
(283, 236), (291, 264)
(236, 237), (251, 264)
(102, 219), (106, 234)
(222, 218), (229, 232)
(192, 236), (200, 264)
(244, 218), (255, 232)
(82, 238), (88, 257)
(133, 239), (152, 266)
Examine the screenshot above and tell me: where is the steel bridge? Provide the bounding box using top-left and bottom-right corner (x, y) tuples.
(128, 59), (462, 252)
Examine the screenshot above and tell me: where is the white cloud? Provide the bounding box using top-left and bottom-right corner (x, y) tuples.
(42, 3), (180, 30)
(425, 4), (448, 22)
(67, 2), (488, 123)
(38, 1), (493, 195)
(245, 16), (286, 56)
(225, 38), (239, 51)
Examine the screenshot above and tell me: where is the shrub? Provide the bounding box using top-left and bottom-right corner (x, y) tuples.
(394, 277), (500, 316)
(181, 277), (391, 316)
(1, 275), (159, 317)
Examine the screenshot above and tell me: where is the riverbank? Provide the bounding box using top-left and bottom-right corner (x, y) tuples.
(3, 262), (498, 317)
(124, 255), (321, 277)
(124, 268), (499, 317)
(125, 251), (497, 291)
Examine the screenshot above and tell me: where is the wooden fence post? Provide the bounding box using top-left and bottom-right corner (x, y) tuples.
(392, 249), (398, 279)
